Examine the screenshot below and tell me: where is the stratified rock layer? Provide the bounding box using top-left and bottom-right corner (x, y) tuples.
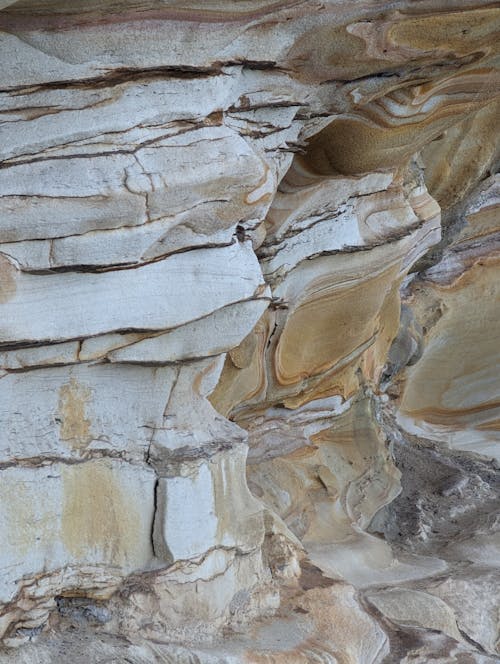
(0, 1), (498, 662)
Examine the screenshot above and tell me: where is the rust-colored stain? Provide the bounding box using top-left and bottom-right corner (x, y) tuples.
(61, 460), (141, 566)
(0, 255), (17, 304)
(57, 377), (93, 449)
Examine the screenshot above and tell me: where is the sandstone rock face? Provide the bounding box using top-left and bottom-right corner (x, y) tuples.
(0, 1), (498, 661)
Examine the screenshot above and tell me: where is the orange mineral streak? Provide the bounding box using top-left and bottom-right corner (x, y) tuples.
(274, 263), (401, 387)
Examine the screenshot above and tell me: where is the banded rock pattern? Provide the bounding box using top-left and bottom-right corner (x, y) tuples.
(0, 1), (498, 662)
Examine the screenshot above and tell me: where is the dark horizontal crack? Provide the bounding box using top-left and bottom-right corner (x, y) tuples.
(0, 292), (271, 356)
(0, 58), (288, 96)
(228, 100), (307, 112)
(0, 449), (139, 471)
(0, 65), (223, 96)
(149, 439), (237, 470)
(15, 238), (238, 275)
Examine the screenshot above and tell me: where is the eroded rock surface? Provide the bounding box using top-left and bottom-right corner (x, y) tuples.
(0, 1), (498, 662)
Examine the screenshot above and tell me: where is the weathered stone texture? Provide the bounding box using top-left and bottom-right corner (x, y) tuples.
(0, 0), (498, 661)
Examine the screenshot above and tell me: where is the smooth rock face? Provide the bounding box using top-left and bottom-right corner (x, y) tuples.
(0, 1), (499, 662)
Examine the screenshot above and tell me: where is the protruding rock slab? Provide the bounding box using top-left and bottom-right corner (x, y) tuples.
(0, 242), (267, 345)
(153, 446), (264, 563)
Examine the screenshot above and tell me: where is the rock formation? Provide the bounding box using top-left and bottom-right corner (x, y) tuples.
(0, 1), (498, 662)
